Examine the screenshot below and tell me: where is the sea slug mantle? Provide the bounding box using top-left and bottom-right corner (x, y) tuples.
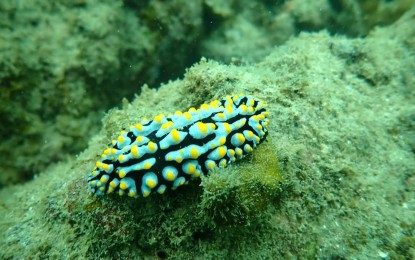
(87, 95), (269, 198)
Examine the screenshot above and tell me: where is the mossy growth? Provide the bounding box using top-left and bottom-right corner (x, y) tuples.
(395, 236), (415, 259)
(199, 138), (282, 227)
(67, 137), (282, 258)
(389, 221), (415, 259)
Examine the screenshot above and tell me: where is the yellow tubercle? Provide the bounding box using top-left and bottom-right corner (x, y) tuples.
(143, 162), (152, 169)
(220, 160), (227, 167)
(188, 164), (196, 174)
(246, 131), (254, 138)
(118, 170), (126, 178)
(135, 123), (143, 131)
(217, 146), (227, 158)
(161, 121), (174, 130)
(147, 141), (157, 152)
(236, 149), (243, 156)
(225, 105), (233, 114)
(131, 145), (139, 158)
(146, 179), (157, 189)
(188, 107), (196, 113)
(154, 114), (164, 123)
(197, 122), (208, 134)
(120, 181), (127, 190)
(219, 137), (226, 145)
(200, 103), (210, 110)
(240, 104), (248, 113)
(210, 99), (221, 108)
(136, 136), (144, 143)
(207, 161), (216, 170)
(118, 154), (125, 163)
(184, 112), (192, 120)
(237, 133), (245, 143)
(117, 135), (125, 143)
(166, 171), (175, 181)
(128, 190), (136, 197)
(171, 129), (181, 142)
(223, 122), (232, 133)
(143, 190), (150, 197)
(190, 147), (199, 159)
(245, 145), (253, 152)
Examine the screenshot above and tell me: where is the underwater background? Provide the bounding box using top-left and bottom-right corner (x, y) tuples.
(1, 0), (415, 258)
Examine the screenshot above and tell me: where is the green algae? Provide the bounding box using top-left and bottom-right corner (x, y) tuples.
(199, 139), (282, 227)
(1, 3), (415, 259)
(0, 0), (203, 186)
(1, 0), (411, 187)
(60, 130), (283, 258)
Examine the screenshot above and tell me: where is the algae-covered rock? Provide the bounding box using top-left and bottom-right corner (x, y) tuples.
(0, 0), (155, 186)
(1, 4), (415, 260)
(0, 0), (411, 189)
(201, 0), (412, 62)
(200, 139), (282, 227)
(0, 0), (205, 187)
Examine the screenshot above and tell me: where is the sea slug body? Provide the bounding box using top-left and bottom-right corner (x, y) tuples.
(87, 94), (270, 198)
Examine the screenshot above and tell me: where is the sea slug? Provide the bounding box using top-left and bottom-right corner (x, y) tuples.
(87, 94), (269, 198)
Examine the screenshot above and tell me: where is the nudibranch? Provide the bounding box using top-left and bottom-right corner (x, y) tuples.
(87, 95), (269, 198)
